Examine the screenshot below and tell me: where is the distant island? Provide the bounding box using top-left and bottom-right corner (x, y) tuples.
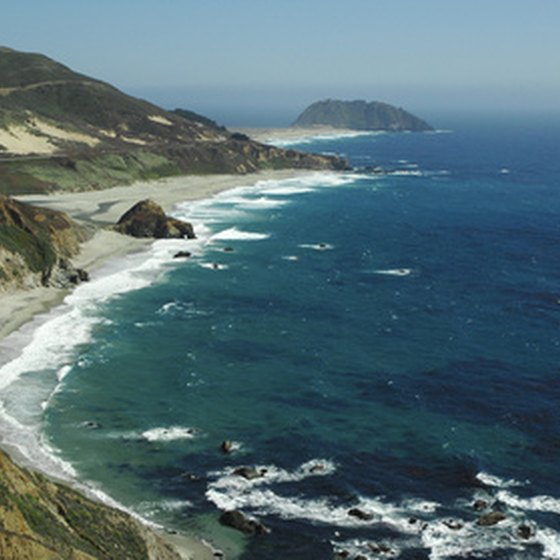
(293, 99), (433, 132)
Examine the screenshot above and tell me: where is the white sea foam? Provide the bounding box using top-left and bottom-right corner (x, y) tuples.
(210, 228), (270, 241)
(476, 471), (524, 488)
(332, 538), (400, 559)
(373, 268), (412, 276)
(299, 243), (334, 251)
(137, 499), (193, 518)
(236, 197), (288, 209)
(496, 490), (560, 514)
(282, 255), (299, 261)
(199, 262), (229, 270)
(388, 169), (424, 177)
(267, 131), (379, 147)
(538, 528), (560, 559)
(141, 426), (196, 442)
(206, 459), (439, 533)
(421, 519), (525, 560)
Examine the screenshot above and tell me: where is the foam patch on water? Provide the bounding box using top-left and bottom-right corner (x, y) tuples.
(299, 243), (335, 251)
(373, 268), (413, 276)
(210, 228), (270, 241)
(476, 471), (524, 488)
(206, 459), (440, 533)
(496, 490), (560, 514)
(266, 131), (380, 147)
(141, 427), (197, 442)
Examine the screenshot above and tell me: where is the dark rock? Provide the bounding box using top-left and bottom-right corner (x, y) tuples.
(115, 199), (195, 239)
(334, 551), (350, 560)
(355, 556), (368, 560)
(348, 508), (374, 521)
(443, 519), (463, 530)
(230, 132), (250, 141)
(477, 511), (507, 526)
(219, 510), (269, 535)
(517, 524), (533, 540)
(473, 499), (489, 512)
(223, 246), (234, 252)
(220, 440), (234, 454)
(367, 543), (393, 554)
(81, 420), (101, 430)
(233, 467), (267, 480)
(408, 517), (418, 525)
(310, 463), (326, 473)
(173, 251), (192, 259)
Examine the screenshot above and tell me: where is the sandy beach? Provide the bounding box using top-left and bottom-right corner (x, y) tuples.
(0, 167), (327, 560)
(234, 125), (366, 145)
(0, 169), (315, 343)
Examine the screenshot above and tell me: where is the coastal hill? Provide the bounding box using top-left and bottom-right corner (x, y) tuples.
(293, 99), (433, 131)
(0, 47), (348, 195)
(0, 194), (91, 291)
(0, 448), (180, 559)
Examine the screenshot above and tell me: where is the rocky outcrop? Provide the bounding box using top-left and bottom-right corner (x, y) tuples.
(293, 99), (433, 131)
(0, 449), (180, 560)
(114, 200), (195, 239)
(218, 510), (269, 535)
(0, 195), (90, 290)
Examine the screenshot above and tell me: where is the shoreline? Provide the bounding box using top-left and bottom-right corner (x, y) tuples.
(233, 125), (372, 145)
(0, 167), (331, 559)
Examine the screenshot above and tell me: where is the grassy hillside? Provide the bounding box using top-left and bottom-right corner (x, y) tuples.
(0, 47), (348, 194)
(0, 449), (180, 560)
(0, 195), (90, 289)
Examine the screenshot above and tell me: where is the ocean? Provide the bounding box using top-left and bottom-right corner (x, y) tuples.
(1, 117), (560, 559)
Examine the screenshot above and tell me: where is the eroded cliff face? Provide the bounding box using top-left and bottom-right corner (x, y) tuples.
(0, 195), (90, 290)
(0, 450), (180, 560)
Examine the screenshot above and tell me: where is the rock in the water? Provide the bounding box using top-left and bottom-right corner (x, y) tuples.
(477, 511), (507, 526)
(443, 519), (463, 530)
(233, 466), (267, 480)
(473, 499), (489, 512)
(173, 251), (192, 259)
(367, 543), (393, 554)
(115, 199), (195, 239)
(517, 524), (533, 540)
(219, 510), (269, 535)
(220, 440), (234, 454)
(348, 508), (374, 521)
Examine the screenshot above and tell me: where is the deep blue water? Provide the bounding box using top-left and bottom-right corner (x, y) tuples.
(3, 120), (560, 559)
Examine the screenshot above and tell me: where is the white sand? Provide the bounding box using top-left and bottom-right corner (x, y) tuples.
(0, 118), (99, 155)
(233, 125), (363, 144)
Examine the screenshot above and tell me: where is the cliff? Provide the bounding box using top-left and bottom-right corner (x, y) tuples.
(293, 99), (433, 131)
(0, 449), (180, 560)
(0, 195), (90, 290)
(0, 47), (348, 196)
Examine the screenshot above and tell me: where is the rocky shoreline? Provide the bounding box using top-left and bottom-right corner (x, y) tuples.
(0, 168), (334, 559)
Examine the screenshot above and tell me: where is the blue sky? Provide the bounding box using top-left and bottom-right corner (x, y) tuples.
(2, 0), (559, 125)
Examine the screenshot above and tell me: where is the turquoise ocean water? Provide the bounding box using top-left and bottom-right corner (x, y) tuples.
(1, 118), (560, 558)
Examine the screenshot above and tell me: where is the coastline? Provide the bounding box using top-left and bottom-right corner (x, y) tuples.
(0, 167), (328, 559)
(0, 169), (313, 344)
(233, 125), (371, 145)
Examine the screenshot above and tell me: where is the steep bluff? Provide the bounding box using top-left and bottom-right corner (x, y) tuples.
(0, 195), (90, 290)
(0, 449), (180, 560)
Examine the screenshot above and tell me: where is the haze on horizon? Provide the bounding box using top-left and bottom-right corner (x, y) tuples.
(2, 0), (559, 127)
